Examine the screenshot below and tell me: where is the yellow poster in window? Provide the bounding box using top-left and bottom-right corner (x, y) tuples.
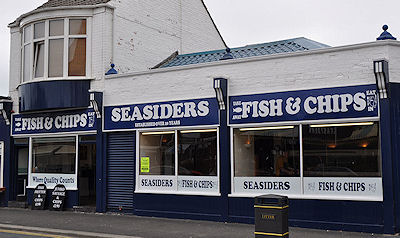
(141, 157), (150, 173)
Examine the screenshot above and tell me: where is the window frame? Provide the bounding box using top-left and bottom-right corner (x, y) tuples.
(21, 17), (91, 83)
(28, 135), (79, 190)
(230, 119), (382, 201)
(135, 127), (220, 196)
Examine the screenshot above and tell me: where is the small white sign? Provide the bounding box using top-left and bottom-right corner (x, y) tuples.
(29, 173), (77, 190)
(234, 177), (301, 195)
(138, 175), (177, 192)
(303, 177), (383, 200)
(177, 176), (218, 193)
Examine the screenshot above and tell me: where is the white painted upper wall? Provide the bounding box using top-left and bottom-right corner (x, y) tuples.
(104, 41), (400, 107)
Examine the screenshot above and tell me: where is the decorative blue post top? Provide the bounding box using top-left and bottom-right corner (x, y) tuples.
(220, 48), (234, 60)
(377, 25), (397, 40)
(105, 64), (118, 75)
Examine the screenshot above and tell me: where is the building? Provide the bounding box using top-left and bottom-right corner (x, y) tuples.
(1, 0), (400, 235)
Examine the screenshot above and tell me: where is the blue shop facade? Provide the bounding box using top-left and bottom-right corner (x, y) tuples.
(2, 0), (400, 235)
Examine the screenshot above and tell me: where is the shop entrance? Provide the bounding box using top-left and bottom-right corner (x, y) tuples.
(15, 139), (29, 202)
(78, 136), (96, 206)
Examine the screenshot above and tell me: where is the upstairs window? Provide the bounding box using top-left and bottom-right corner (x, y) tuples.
(22, 18), (88, 82)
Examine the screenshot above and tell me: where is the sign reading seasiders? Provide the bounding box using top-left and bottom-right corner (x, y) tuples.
(229, 85), (378, 125)
(104, 98), (219, 131)
(12, 109), (96, 136)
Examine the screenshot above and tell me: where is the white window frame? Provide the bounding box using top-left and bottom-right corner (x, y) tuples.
(27, 135), (79, 190)
(135, 127), (221, 196)
(21, 17), (92, 83)
(0, 141), (4, 188)
(229, 118), (383, 202)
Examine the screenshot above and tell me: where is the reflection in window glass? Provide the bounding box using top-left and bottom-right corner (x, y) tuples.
(68, 38), (86, 76)
(139, 132), (175, 175)
(303, 122), (380, 177)
(49, 39), (64, 77)
(69, 19), (86, 35)
(23, 44), (31, 82)
(32, 137), (76, 174)
(50, 19), (64, 36)
(34, 22), (45, 39)
(178, 130), (217, 176)
(234, 126), (300, 177)
(34, 41), (45, 78)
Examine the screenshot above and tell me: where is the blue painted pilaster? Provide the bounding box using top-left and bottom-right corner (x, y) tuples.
(0, 101), (12, 207)
(380, 97), (396, 234)
(93, 92), (105, 213)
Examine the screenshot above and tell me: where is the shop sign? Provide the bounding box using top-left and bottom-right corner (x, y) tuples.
(304, 177), (383, 200)
(138, 175), (177, 192)
(177, 176), (218, 193)
(32, 184), (47, 210)
(29, 173), (77, 190)
(229, 84), (378, 125)
(104, 98), (219, 131)
(12, 109), (96, 136)
(234, 177), (301, 195)
(51, 184), (67, 211)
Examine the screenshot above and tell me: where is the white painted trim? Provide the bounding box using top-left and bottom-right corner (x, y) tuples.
(12, 131), (97, 138)
(228, 193), (383, 202)
(105, 41), (400, 80)
(103, 124), (220, 133)
(134, 190), (221, 197)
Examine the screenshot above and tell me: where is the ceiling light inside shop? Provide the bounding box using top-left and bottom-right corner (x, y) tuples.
(180, 129), (217, 134)
(141, 131), (175, 135)
(309, 122), (374, 128)
(239, 126), (295, 132)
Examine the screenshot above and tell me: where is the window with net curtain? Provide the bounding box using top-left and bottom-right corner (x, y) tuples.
(22, 18), (87, 81)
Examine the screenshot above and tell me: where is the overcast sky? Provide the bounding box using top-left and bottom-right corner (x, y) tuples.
(1, 0), (399, 96)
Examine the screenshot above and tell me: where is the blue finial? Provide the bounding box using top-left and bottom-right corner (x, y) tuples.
(377, 25), (397, 41)
(106, 63), (118, 75)
(220, 47), (234, 60)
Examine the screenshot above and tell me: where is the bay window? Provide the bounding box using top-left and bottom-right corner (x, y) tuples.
(22, 18), (88, 82)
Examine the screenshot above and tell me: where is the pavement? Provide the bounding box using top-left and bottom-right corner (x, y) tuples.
(0, 208), (398, 238)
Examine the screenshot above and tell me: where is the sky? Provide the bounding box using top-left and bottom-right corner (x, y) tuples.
(0, 0), (399, 96)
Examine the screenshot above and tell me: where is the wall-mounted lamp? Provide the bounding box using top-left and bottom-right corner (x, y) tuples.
(373, 60), (390, 99)
(213, 78), (227, 110)
(0, 102), (10, 126)
(89, 92), (101, 119)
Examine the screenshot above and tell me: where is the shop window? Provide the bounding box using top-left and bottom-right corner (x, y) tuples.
(138, 129), (219, 194)
(22, 18), (88, 82)
(32, 137), (76, 174)
(233, 126), (300, 177)
(303, 122), (380, 177)
(139, 131), (175, 175)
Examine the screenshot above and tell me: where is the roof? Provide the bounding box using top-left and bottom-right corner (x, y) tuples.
(157, 37), (329, 68)
(36, 0), (111, 10)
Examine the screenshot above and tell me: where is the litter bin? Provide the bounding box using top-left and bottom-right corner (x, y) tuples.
(254, 194), (289, 238)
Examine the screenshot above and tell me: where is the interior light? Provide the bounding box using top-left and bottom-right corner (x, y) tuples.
(180, 129), (217, 134)
(141, 131), (175, 135)
(239, 126), (295, 132)
(309, 122), (374, 128)
(360, 142), (369, 148)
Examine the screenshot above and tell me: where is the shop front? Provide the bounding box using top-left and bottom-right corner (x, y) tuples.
(104, 97), (228, 219)
(226, 84), (388, 232)
(11, 108), (99, 209)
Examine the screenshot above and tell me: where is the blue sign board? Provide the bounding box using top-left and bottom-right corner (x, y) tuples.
(104, 98), (219, 131)
(229, 84), (379, 125)
(12, 108), (97, 135)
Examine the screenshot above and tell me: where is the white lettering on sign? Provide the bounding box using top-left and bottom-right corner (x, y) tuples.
(111, 101), (210, 122)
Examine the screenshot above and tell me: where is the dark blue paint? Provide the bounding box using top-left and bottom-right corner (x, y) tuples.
(12, 108), (97, 135)
(229, 84), (378, 125)
(104, 98), (219, 131)
(134, 194), (222, 221)
(0, 101), (12, 207)
(19, 80), (90, 112)
(105, 64), (118, 75)
(94, 92), (105, 213)
(377, 25), (397, 40)
(27, 188), (78, 209)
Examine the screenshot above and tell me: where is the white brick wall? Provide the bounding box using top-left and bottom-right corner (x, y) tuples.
(8, 27), (21, 112)
(104, 42), (400, 107)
